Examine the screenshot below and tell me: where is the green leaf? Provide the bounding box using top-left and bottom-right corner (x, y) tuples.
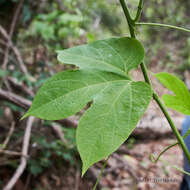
(57, 37), (144, 77)
(183, 127), (190, 139)
(24, 37), (151, 175)
(77, 81), (152, 175)
(23, 70), (128, 120)
(154, 72), (190, 115)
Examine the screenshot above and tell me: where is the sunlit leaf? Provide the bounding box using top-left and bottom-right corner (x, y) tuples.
(77, 81), (152, 175)
(24, 37), (152, 175)
(57, 37), (144, 77)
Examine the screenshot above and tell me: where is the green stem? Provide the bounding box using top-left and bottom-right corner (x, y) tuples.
(150, 142), (178, 163)
(140, 62), (151, 85)
(153, 93), (190, 162)
(119, 0), (135, 38)
(135, 22), (190, 33)
(92, 158), (109, 190)
(150, 130), (190, 163)
(173, 165), (190, 176)
(119, 0), (190, 165)
(133, 0), (143, 22)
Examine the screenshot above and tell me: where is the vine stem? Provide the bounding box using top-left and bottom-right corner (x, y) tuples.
(119, 0), (190, 164)
(150, 129), (190, 163)
(119, 0), (135, 38)
(133, 0), (143, 22)
(135, 22), (190, 33)
(153, 93), (190, 163)
(92, 158), (109, 190)
(150, 142), (178, 163)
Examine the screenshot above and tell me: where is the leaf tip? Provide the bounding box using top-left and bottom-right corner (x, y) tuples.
(56, 51), (64, 64)
(81, 165), (88, 177)
(20, 112), (30, 120)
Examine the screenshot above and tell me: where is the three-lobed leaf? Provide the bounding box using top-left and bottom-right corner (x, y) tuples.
(155, 72), (190, 115)
(23, 37), (152, 175)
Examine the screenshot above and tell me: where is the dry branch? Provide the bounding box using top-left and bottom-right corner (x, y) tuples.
(7, 77), (35, 97)
(0, 88), (31, 109)
(0, 122), (15, 151)
(3, 116), (34, 190)
(0, 26), (28, 75)
(2, 0), (25, 69)
(0, 150), (24, 157)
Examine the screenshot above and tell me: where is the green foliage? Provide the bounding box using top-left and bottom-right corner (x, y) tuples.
(24, 37), (152, 175)
(77, 80), (151, 175)
(57, 37), (144, 76)
(23, 0), (87, 52)
(155, 72), (190, 115)
(0, 69), (9, 78)
(28, 128), (76, 176)
(183, 126), (190, 139)
(27, 10), (84, 49)
(23, 70), (125, 120)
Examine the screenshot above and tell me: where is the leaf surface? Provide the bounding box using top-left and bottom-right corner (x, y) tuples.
(57, 37), (144, 77)
(155, 72), (190, 115)
(76, 81), (152, 175)
(23, 70), (128, 120)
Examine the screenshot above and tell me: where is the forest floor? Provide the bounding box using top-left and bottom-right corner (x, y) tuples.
(22, 138), (183, 190)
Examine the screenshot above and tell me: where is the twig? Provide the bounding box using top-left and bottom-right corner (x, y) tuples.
(2, 0), (25, 69)
(88, 166), (104, 189)
(0, 42), (18, 64)
(74, 168), (80, 190)
(0, 88), (31, 109)
(135, 22), (190, 33)
(0, 122), (15, 150)
(51, 123), (70, 147)
(0, 159), (20, 166)
(3, 78), (13, 92)
(0, 26), (28, 75)
(0, 150), (26, 157)
(3, 116), (34, 190)
(7, 77), (35, 97)
(92, 158), (109, 190)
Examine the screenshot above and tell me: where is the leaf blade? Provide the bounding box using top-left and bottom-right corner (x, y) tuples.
(57, 37), (144, 77)
(23, 70), (128, 120)
(76, 81), (152, 175)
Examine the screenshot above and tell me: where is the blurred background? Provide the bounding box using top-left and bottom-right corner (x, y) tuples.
(0, 0), (190, 189)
